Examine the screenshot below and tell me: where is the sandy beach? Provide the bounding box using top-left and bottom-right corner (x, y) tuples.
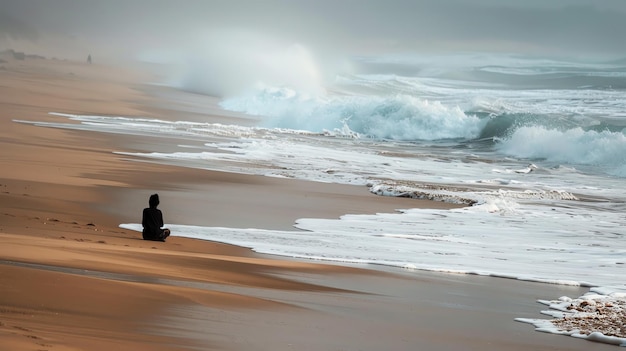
(0, 53), (616, 351)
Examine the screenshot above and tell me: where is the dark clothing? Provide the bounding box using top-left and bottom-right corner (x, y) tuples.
(142, 207), (166, 241)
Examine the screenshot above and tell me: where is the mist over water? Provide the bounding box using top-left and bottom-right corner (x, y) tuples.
(137, 33), (626, 178)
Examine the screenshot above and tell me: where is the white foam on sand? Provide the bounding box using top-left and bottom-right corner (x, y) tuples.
(516, 289), (626, 346)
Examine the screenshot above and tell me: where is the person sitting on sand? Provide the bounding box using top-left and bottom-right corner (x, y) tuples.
(142, 194), (170, 242)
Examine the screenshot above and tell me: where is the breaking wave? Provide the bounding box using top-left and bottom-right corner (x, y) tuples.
(221, 87), (485, 140)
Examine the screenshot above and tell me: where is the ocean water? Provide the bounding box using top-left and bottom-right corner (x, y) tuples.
(16, 53), (626, 345)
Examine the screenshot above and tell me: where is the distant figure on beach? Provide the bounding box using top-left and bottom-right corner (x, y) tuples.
(87, 54), (92, 64)
(142, 194), (170, 242)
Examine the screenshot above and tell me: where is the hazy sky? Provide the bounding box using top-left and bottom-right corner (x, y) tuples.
(1, 0), (625, 61)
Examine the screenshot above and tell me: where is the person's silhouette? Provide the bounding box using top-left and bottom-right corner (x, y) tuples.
(142, 194), (170, 241)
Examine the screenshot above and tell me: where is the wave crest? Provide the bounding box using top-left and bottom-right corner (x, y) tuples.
(221, 88), (485, 140)
(496, 126), (626, 177)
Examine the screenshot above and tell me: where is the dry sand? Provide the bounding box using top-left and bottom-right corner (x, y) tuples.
(0, 53), (615, 350)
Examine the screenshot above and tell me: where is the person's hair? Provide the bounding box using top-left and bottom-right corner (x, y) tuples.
(149, 193), (160, 208)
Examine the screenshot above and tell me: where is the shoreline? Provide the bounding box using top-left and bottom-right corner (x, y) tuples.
(0, 54), (615, 350)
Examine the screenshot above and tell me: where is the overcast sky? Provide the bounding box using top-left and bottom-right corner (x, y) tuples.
(1, 0), (625, 61)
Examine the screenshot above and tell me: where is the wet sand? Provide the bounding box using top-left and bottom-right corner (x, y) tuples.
(0, 54), (615, 350)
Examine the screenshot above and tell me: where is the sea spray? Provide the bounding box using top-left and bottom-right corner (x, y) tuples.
(171, 29), (325, 97)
